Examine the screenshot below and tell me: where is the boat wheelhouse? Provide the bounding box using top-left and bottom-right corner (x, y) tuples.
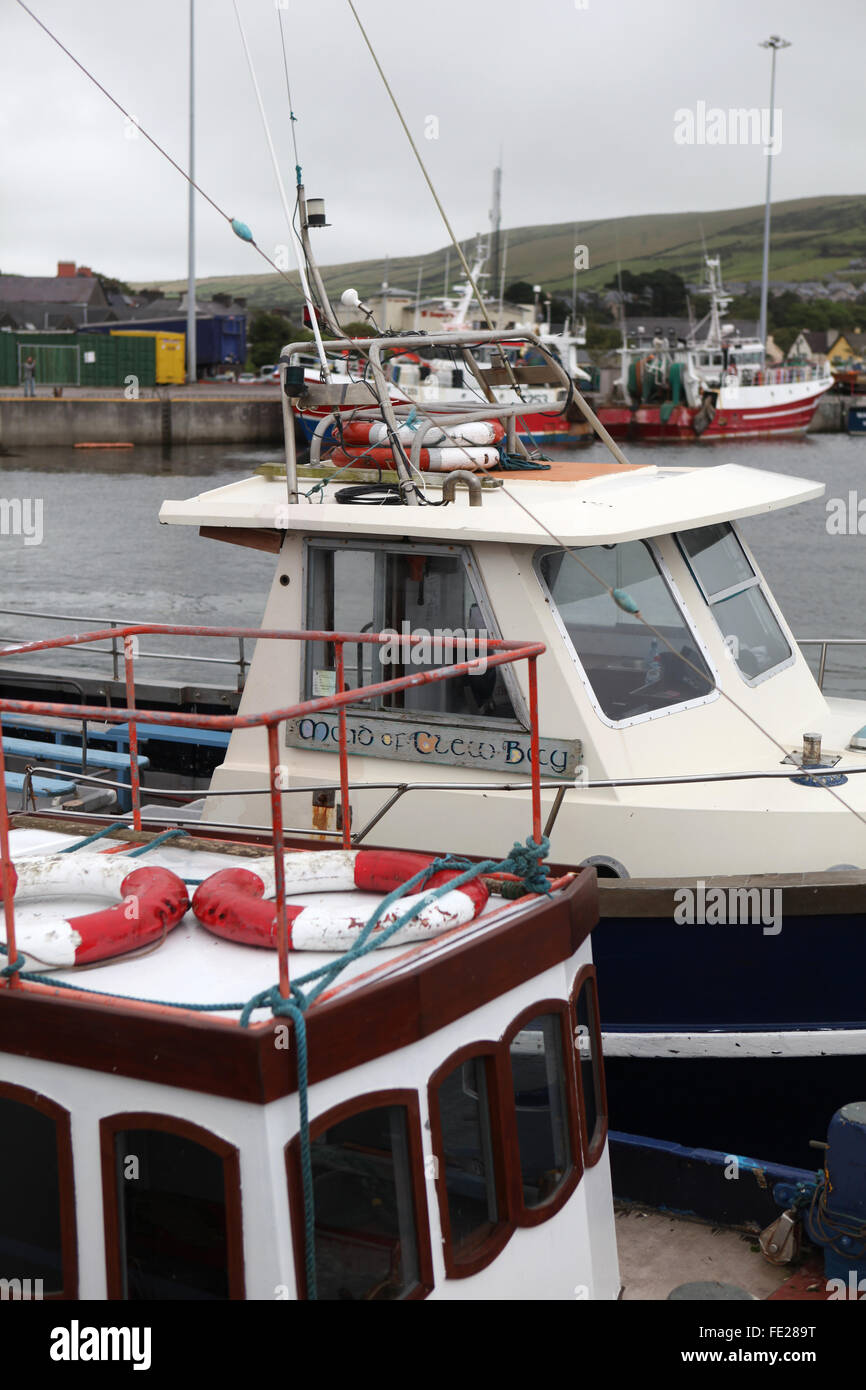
(0, 640), (618, 1302)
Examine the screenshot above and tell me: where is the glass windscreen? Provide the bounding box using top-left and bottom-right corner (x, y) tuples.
(539, 543), (714, 721)
(678, 524), (791, 680)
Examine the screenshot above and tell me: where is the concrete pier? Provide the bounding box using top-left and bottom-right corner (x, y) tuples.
(0, 387), (284, 448)
(808, 392), (866, 433)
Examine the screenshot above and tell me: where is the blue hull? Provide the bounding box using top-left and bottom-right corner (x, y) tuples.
(592, 884), (866, 1172)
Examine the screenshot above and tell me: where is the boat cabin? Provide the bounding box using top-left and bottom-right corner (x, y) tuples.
(161, 455), (866, 878)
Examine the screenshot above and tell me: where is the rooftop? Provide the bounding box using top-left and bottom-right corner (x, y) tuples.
(160, 460), (824, 547)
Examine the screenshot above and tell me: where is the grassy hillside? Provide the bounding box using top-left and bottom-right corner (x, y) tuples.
(134, 194), (866, 311)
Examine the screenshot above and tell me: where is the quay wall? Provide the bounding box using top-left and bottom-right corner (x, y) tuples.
(808, 393), (865, 433)
(0, 395), (284, 447)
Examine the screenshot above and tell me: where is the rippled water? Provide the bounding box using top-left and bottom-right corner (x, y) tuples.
(1, 434), (864, 693)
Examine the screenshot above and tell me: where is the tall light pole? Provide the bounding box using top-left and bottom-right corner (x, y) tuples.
(186, 0), (197, 384)
(758, 34), (790, 355)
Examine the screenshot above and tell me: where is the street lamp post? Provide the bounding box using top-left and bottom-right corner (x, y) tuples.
(758, 34), (791, 356)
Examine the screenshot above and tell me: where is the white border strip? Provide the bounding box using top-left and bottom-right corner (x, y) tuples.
(603, 1027), (866, 1059)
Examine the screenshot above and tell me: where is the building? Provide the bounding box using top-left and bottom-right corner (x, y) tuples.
(827, 331), (866, 366)
(0, 262), (111, 330)
(786, 330), (838, 365)
(340, 288), (534, 335)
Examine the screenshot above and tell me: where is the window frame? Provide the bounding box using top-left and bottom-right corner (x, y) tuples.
(301, 537), (529, 730)
(285, 1089), (435, 1302)
(570, 965), (609, 1167)
(0, 1081), (78, 1300)
(99, 1111), (245, 1301)
(427, 1042), (514, 1279)
(675, 522), (794, 688)
(501, 999), (583, 1227)
(534, 539), (719, 729)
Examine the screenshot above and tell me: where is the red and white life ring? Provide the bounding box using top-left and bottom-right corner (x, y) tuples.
(328, 445), (501, 473)
(191, 848), (488, 952)
(1, 854), (189, 967)
(341, 420), (504, 448)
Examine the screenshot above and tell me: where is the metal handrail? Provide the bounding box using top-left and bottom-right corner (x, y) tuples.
(0, 607), (249, 687)
(0, 623), (546, 1002)
(797, 637), (866, 692)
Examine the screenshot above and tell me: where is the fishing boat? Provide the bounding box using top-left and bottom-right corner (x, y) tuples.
(145, 312), (866, 1173)
(595, 257), (832, 441)
(0, 642), (621, 1302)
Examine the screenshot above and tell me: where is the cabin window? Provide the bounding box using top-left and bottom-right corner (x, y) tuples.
(537, 543), (715, 724)
(305, 541), (518, 721)
(0, 1086), (76, 1297)
(429, 1051), (509, 1274)
(508, 1013), (575, 1210)
(572, 969), (608, 1165)
(101, 1116), (244, 1300)
(287, 1096), (433, 1300)
(677, 523), (792, 683)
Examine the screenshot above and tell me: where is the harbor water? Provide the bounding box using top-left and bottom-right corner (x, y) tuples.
(1, 434), (865, 694)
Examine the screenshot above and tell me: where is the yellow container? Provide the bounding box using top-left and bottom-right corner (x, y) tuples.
(111, 329), (186, 385)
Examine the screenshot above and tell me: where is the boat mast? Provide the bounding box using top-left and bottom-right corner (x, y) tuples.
(758, 35), (791, 354)
(186, 0), (197, 384)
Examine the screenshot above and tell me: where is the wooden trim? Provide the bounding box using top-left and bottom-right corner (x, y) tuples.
(500, 999), (583, 1227)
(0, 872), (597, 1103)
(0, 1081), (77, 1299)
(199, 525), (283, 554)
(285, 1089), (434, 1301)
(427, 1042), (513, 1279)
(99, 1111), (245, 1300)
(570, 965), (609, 1167)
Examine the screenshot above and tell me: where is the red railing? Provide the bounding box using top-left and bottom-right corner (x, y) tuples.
(0, 625), (546, 1001)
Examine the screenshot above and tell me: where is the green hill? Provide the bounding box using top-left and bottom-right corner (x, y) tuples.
(135, 194), (866, 311)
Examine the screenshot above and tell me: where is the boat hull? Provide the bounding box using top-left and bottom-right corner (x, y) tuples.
(593, 885), (866, 1169)
(597, 384), (830, 441)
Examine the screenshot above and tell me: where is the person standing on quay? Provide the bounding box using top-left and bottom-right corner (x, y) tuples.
(22, 354), (36, 397)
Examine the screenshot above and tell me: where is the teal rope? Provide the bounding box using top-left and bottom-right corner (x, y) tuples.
(127, 829), (187, 856)
(59, 820), (129, 852)
(495, 442), (551, 471)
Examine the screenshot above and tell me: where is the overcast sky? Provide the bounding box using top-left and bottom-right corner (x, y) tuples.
(1, 0), (863, 284)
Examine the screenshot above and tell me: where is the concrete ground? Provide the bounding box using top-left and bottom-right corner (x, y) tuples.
(616, 1205), (792, 1301)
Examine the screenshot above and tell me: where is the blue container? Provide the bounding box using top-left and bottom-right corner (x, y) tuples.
(847, 406), (866, 433)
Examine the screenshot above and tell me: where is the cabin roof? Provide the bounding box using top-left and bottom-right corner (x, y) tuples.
(160, 461), (824, 546)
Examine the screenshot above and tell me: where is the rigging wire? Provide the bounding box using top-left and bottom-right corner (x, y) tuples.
(344, 0), (525, 399)
(15, 0), (297, 291)
(231, 0), (331, 377)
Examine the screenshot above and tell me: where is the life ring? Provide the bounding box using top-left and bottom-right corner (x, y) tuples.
(191, 848), (489, 952)
(328, 446), (501, 473)
(1, 854), (189, 967)
(340, 420), (504, 447)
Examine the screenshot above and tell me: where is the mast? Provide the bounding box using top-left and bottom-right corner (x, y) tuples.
(758, 35), (790, 354)
(489, 162), (502, 311)
(186, 0), (197, 384)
